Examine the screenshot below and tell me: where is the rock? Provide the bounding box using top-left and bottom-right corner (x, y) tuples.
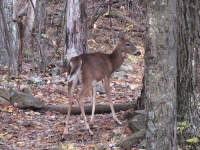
(94, 143), (109, 150)
(134, 109), (147, 115)
(50, 146), (65, 150)
(27, 76), (43, 84)
(0, 88), (11, 105)
(114, 71), (127, 79)
(10, 92), (44, 109)
(50, 76), (66, 85)
(114, 84), (125, 89)
(50, 67), (62, 77)
(96, 84), (105, 94)
(0, 88), (11, 100)
(120, 129), (146, 149)
(22, 85), (32, 95)
(128, 114), (147, 133)
(122, 111), (134, 120)
(118, 61), (133, 72)
(138, 139), (146, 149)
(0, 97), (11, 105)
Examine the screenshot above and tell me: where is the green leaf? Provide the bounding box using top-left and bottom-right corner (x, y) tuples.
(181, 121), (187, 126)
(41, 34), (48, 38)
(103, 12), (109, 16)
(68, 143), (75, 150)
(186, 137), (198, 143)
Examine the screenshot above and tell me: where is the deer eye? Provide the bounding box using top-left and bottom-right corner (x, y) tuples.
(126, 43), (131, 47)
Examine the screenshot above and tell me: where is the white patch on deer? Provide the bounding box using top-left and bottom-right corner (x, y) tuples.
(77, 69), (82, 84)
(92, 80), (101, 87)
(92, 80), (97, 87)
(122, 52), (126, 57)
(68, 60), (82, 83)
(70, 67), (82, 94)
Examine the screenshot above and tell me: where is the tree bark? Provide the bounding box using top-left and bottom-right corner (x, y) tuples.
(177, 1), (200, 149)
(145, 0), (177, 149)
(65, 0), (88, 64)
(0, 0), (18, 76)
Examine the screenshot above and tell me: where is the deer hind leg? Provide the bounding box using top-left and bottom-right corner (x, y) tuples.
(90, 85), (96, 124)
(104, 77), (122, 125)
(77, 85), (93, 135)
(63, 79), (78, 137)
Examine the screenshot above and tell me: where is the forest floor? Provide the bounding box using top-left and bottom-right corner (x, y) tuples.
(0, 63), (144, 150)
(0, 1), (145, 150)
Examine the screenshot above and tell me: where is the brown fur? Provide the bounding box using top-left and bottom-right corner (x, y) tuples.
(63, 32), (141, 137)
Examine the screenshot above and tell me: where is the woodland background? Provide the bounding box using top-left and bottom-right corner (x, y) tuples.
(0, 0), (145, 149)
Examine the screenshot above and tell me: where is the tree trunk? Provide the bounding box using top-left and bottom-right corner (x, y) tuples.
(145, 0), (177, 149)
(26, 0), (37, 74)
(0, 0), (18, 76)
(177, 1), (200, 149)
(65, 0), (88, 64)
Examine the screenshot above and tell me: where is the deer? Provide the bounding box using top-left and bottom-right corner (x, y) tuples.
(63, 32), (141, 137)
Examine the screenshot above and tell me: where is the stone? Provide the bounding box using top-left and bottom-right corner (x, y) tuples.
(128, 114), (146, 133)
(120, 129), (146, 149)
(27, 76), (43, 84)
(0, 97), (11, 105)
(10, 92), (44, 109)
(0, 88), (11, 100)
(49, 146), (65, 150)
(118, 61), (133, 72)
(114, 71), (127, 79)
(50, 67), (62, 77)
(0, 88), (11, 105)
(22, 85), (32, 95)
(96, 84), (105, 94)
(138, 139), (146, 149)
(94, 143), (109, 150)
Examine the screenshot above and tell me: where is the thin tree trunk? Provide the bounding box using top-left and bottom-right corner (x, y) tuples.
(0, 0), (18, 76)
(36, 0), (47, 73)
(65, 0), (88, 64)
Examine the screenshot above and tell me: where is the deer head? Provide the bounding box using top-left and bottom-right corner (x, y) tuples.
(117, 32), (141, 56)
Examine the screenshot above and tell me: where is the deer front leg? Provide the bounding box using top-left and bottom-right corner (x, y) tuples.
(104, 77), (122, 125)
(90, 85), (96, 124)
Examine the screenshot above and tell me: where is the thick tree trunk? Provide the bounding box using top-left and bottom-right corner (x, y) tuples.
(145, 0), (177, 149)
(65, 0), (88, 64)
(177, 1), (200, 149)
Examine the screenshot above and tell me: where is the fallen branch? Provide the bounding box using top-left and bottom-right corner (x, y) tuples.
(108, 11), (145, 31)
(97, 24), (144, 36)
(41, 103), (136, 115)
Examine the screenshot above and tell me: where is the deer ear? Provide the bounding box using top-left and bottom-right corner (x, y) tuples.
(118, 31), (125, 41)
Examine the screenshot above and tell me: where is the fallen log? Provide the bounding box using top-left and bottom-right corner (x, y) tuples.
(109, 11), (145, 32)
(97, 24), (145, 34)
(41, 103), (136, 115)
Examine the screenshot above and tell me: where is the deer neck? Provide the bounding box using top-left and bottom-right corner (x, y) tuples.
(109, 47), (126, 72)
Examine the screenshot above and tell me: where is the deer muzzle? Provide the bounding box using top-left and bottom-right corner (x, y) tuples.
(134, 50), (141, 56)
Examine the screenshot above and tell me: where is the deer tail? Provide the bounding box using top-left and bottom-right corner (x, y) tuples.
(67, 58), (82, 82)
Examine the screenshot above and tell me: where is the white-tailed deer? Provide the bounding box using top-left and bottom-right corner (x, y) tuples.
(63, 32), (141, 137)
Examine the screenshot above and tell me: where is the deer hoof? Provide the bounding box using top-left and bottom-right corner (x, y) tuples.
(115, 118), (122, 125)
(63, 128), (69, 135)
(89, 120), (94, 126)
(61, 133), (67, 140)
(88, 129), (94, 136)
